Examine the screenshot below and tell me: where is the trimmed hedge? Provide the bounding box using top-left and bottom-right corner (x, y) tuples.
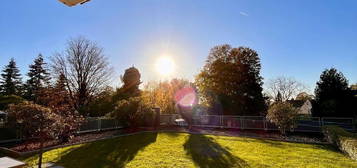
(322, 125), (357, 160)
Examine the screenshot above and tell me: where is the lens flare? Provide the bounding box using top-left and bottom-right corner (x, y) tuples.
(174, 87), (197, 107)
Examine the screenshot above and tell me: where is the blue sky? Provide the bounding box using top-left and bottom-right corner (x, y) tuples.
(0, 0), (356, 91)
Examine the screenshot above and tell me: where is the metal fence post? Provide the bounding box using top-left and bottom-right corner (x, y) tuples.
(318, 117), (322, 127)
(98, 119), (101, 131)
(153, 108), (160, 129)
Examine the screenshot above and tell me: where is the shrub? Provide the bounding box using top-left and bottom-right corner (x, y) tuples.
(7, 101), (60, 139)
(108, 96), (153, 127)
(7, 101), (63, 167)
(322, 125), (357, 160)
(266, 102), (298, 135)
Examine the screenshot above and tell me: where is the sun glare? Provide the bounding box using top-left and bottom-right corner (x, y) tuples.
(155, 57), (175, 76)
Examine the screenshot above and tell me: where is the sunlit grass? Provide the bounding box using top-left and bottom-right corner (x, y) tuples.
(21, 132), (357, 168)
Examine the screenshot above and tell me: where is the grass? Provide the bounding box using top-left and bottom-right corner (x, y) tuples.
(21, 132), (357, 168)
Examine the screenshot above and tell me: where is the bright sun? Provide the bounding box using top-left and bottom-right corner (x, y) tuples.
(155, 57), (175, 76)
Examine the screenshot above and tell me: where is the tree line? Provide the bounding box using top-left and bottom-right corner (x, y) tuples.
(1, 39), (356, 119)
(1, 37), (356, 166)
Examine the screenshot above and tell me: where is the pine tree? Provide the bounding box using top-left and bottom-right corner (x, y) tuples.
(314, 68), (355, 117)
(0, 58), (22, 95)
(53, 73), (72, 106)
(54, 73), (67, 92)
(24, 54), (51, 101)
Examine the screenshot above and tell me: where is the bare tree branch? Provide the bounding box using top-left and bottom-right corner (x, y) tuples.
(51, 37), (113, 111)
(265, 77), (307, 102)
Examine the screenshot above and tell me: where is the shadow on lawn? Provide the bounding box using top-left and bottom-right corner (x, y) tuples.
(184, 134), (249, 168)
(56, 132), (157, 168)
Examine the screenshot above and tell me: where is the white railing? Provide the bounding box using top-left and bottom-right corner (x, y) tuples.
(160, 114), (355, 132)
(0, 115), (354, 143)
(77, 118), (123, 134)
(0, 118), (124, 144)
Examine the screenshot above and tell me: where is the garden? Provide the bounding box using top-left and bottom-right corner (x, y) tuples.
(0, 34), (356, 168)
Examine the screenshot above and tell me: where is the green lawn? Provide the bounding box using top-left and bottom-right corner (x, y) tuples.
(22, 132), (357, 168)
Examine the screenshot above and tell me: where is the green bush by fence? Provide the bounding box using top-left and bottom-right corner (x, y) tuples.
(322, 125), (357, 160)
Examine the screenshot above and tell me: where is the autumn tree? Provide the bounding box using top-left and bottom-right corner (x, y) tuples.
(36, 74), (71, 108)
(51, 37), (112, 113)
(266, 77), (306, 102)
(195, 45), (267, 115)
(143, 78), (190, 114)
(314, 68), (355, 117)
(24, 54), (51, 101)
(8, 101), (61, 168)
(36, 73), (84, 142)
(0, 58), (22, 96)
(267, 102), (298, 135)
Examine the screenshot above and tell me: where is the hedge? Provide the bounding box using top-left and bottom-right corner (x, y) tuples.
(322, 125), (357, 160)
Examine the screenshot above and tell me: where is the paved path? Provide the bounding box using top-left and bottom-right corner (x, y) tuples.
(0, 157), (26, 168)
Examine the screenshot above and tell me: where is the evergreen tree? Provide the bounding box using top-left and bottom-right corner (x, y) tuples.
(24, 54), (51, 101)
(314, 68), (355, 117)
(0, 58), (22, 95)
(54, 73), (68, 93)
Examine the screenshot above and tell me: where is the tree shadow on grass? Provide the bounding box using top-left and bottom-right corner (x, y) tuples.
(184, 134), (249, 168)
(311, 143), (340, 152)
(56, 132), (157, 168)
